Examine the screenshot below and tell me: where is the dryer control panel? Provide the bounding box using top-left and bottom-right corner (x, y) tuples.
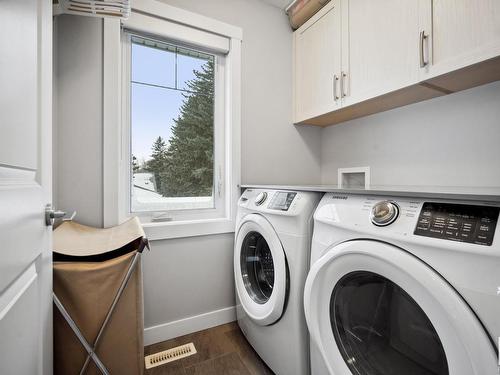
(414, 202), (499, 246)
(268, 192), (297, 211)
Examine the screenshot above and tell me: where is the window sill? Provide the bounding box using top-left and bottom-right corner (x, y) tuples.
(141, 217), (235, 241)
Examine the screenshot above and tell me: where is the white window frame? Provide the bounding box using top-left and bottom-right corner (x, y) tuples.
(103, 0), (242, 240)
(122, 33), (226, 221)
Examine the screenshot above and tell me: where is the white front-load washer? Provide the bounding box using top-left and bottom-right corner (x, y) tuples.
(235, 188), (321, 375)
(304, 193), (500, 375)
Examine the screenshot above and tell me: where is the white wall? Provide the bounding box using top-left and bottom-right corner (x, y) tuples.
(321, 81), (500, 187)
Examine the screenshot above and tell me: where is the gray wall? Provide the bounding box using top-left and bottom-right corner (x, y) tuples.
(160, 0), (322, 185)
(54, 0), (500, 340)
(53, 0), (315, 335)
(54, 16), (104, 227)
(321, 81), (500, 187)
(143, 234), (235, 327)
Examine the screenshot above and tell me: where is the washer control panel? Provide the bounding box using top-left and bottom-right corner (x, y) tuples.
(414, 202), (499, 246)
(268, 192), (297, 211)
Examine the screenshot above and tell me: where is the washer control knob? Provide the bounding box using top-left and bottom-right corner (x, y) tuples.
(371, 201), (399, 226)
(254, 192), (268, 206)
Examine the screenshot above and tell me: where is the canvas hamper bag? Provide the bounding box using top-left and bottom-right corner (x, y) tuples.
(53, 217), (148, 375)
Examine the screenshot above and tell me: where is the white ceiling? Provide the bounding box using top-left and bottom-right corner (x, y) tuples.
(260, 0), (291, 10)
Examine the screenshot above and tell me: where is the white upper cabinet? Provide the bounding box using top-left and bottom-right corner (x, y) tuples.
(419, 0), (500, 79)
(293, 0), (500, 126)
(293, 1), (341, 123)
(341, 0), (421, 106)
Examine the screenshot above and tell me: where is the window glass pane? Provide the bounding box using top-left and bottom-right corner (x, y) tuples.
(176, 48), (213, 91)
(330, 271), (448, 375)
(130, 35), (215, 213)
(131, 39), (175, 87)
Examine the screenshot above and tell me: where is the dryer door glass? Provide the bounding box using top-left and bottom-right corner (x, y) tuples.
(330, 271), (448, 375)
(240, 231), (275, 304)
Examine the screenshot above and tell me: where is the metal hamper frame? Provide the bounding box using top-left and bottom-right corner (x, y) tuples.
(53, 251), (142, 375)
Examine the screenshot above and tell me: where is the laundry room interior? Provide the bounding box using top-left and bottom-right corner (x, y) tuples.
(1, 0), (500, 374)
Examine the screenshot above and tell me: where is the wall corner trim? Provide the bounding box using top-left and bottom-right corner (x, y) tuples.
(143, 305), (237, 346)
(103, 18), (122, 228)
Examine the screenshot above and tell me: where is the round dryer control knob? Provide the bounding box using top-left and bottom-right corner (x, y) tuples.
(254, 192), (268, 206)
(371, 201), (399, 226)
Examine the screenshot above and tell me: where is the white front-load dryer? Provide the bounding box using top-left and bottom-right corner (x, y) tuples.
(235, 189), (321, 375)
(305, 193), (500, 375)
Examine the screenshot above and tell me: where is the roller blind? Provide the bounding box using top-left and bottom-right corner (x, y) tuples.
(122, 11), (230, 54)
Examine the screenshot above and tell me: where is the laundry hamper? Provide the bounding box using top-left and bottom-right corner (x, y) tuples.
(53, 217), (149, 375)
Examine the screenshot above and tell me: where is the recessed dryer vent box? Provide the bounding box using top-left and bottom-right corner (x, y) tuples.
(338, 167), (370, 189)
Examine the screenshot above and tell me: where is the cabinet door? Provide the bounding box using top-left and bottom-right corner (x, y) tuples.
(420, 0), (500, 79)
(341, 0), (421, 107)
(293, 1), (341, 123)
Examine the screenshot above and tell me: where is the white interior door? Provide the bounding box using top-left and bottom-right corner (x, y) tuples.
(0, 1), (52, 374)
(419, 0), (500, 79)
(341, 0), (421, 106)
(293, 0), (341, 123)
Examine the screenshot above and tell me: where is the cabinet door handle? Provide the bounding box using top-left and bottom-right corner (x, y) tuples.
(341, 71), (348, 98)
(333, 75), (339, 101)
(419, 31), (428, 68)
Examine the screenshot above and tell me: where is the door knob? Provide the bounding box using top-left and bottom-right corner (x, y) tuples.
(45, 204), (66, 226)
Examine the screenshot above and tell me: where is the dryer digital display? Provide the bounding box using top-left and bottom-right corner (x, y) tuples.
(268, 192), (297, 211)
(414, 202), (499, 246)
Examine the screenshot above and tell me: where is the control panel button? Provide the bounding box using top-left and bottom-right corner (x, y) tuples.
(254, 192), (268, 206)
(371, 201), (399, 226)
(414, 202), (499, 246)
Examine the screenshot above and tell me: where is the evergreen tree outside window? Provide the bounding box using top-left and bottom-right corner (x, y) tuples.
(129, 35), (217, 213)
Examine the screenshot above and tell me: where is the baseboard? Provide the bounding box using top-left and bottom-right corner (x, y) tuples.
(143, 305), (236, 346)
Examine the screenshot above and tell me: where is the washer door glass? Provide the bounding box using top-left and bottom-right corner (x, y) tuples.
(330, 271), (448, 375)
(240, 231), (275, 304)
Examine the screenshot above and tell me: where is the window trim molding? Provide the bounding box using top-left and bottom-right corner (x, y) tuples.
(103, 0), (242, 240)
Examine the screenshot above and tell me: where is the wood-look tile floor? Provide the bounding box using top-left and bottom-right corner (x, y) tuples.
(144, 322), (275, 375)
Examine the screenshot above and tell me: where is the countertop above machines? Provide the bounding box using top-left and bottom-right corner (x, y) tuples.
(241, 184), (500, 203)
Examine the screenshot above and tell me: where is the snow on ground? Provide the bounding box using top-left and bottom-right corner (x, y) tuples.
(132, 172), (213, 211)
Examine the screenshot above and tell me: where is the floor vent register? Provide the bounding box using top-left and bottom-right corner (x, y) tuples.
(145, 342), (197, 369)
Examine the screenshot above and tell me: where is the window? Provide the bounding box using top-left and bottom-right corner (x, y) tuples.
(104, 4), (241, 239)
(127, 35), (221, 216)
